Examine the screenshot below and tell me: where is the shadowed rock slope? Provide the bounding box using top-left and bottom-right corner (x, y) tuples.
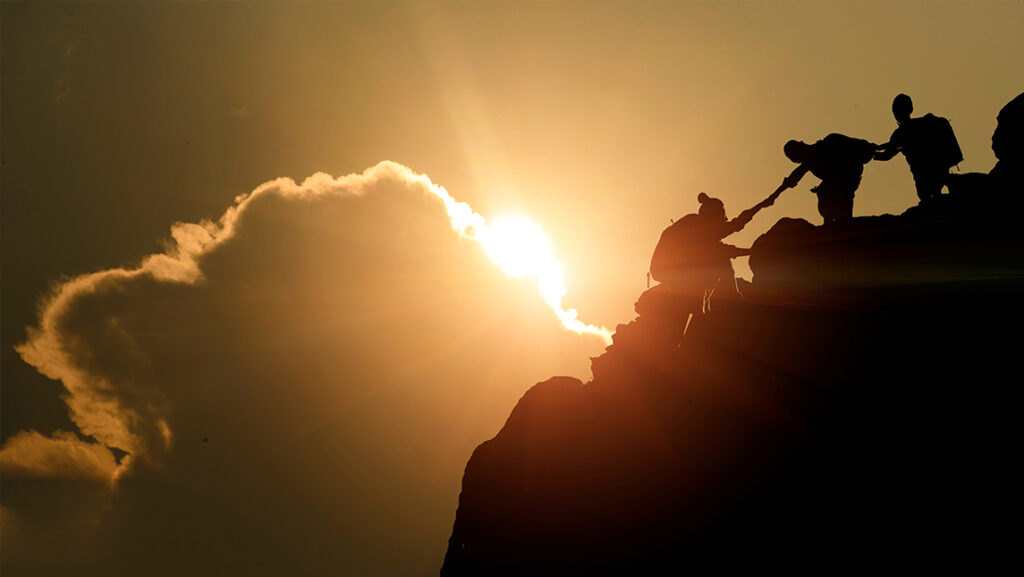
(442, 94), (1024, 575)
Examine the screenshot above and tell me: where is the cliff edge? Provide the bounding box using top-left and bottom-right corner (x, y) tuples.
(441, 93), (1024, 574)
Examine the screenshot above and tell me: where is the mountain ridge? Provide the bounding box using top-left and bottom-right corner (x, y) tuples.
(441, 92), (1024, 575)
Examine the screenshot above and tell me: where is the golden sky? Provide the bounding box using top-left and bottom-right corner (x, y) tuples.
(2, 2), (1021, 575)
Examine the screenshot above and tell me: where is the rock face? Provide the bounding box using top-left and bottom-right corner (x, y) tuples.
(441, 95), (1024, 575)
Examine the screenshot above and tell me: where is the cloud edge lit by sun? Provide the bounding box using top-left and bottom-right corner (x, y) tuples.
(1, 160), (612, 485)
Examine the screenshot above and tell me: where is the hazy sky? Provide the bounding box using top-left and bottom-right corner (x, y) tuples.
(2, 2), (1021, 575)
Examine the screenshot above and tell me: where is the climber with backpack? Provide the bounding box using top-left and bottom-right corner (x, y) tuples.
(644, 186), (784, 317)
(874, 93), (963, 204)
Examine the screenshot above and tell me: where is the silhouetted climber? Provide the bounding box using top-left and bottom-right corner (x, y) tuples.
(875, 93), (963, 204)
(782, 134), (877, 225)
(647, 187), (783, 315)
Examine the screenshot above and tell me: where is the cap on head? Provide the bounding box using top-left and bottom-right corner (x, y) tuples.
(892, 93), (913, 121)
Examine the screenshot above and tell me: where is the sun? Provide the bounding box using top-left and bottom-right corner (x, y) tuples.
(429, 182), (611, 343)
(480, 216), (555, 278)
(473, 213), (612, 344)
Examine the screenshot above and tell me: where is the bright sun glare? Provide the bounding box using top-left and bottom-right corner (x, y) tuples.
(429, 180), (612, 344)
(475, 214), (612, 344)
(480, 216), (554, 278)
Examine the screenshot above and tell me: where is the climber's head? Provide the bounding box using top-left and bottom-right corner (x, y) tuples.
(892, 93), (913, 125)
(784, 140), (810, 163)
(697, 192), (726, 222)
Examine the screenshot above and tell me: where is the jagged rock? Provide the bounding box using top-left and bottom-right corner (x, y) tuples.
(993, 92), (1024, 165)
(441, 94), (1024, 575)
(992, 92), (1024, 192)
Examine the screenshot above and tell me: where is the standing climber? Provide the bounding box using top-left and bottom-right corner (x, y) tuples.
(781, 134), (878, 225)
(874, 93), (963, 204)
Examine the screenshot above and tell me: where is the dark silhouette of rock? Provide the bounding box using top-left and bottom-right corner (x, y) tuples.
(441, 94), (1024, 575)
(783, 134), (877, 224)
(944, 91), (1023, 210)
(991, 91), (1024, 194)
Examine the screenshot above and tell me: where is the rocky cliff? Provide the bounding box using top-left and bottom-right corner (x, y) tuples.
(441, 93), (1024, 575)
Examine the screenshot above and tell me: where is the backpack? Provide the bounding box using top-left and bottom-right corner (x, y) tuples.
(649, 214), (703, 284)
(818, 133), (877, 165)
(915, 114), (963, 169)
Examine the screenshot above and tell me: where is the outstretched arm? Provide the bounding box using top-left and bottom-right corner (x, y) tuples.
(726, 180), (790, 235)
(874, 128), (902, 161)
(874, 141), (900, 161)
(722, 244), (751, 258)
(782, 164), (809, 190)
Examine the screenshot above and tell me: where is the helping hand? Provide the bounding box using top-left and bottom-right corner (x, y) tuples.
(764, 183), (787, 206)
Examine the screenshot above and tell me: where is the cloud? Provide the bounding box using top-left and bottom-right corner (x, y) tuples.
(4, 162), (428, 479)
(0, 430), (118, 483)
(4, 161), (606, 484)
(1, 161), (603, 573)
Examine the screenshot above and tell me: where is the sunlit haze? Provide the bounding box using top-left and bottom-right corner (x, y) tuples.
(2, 1), (1020, 576)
